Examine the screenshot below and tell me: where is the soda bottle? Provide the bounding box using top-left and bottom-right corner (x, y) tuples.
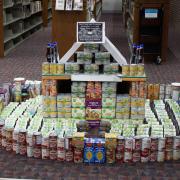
(130, 43), (137, 64)
(138, 44), (144, 64)
(46, 43), (52, 63)
(53, 42), (60, 63)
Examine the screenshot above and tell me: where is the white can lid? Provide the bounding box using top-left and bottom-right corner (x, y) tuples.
(171, 82), (180, 87)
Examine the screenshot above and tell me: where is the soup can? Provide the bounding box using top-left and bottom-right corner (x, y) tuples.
(133, 136), (142, 151)
(26, 133), (33, 146)
(19, 144), (27, 155)
(6, 141), (12, 152)
(151, 137), (158, 151)
(137, 64), (144, 76)
(33, 132), (42, 147)
(141, 137), (151, 151)
(165, 136), (173, 151)
(18, 130), (26, 144)
(42, 136), (49, 149)
(173, 136), (180, 150)
(5, 128), (13, 142)
(158, 138), (165, 151)
(117, 136), (125, 152)
(165, 150), (173, 161)
(27, 146), (33, 158)
(66, 149), (74, 162)
(49, 132), (57, 149)
(124, 151), (132, 163)
(42, 148), (49, 160)
(13, 142), (19, 154)
(57, 137), (65, 150)
(56, 64), (64, 74)
(122, 65), (129, 76)
(173, 150), (180, 160)
(33, 146), (42, 159)
(74, 148), (83, 163)
(49, 63), (57, 75)
(65, 136), (73, 150)
(129, 64), (138, 76)
(149, 151), (157, 162)
(132, 150), (141, 163)
(42, 62), (50, 75)
(125, 138), (133, 152)
(115, 150), (124, 163)
(157, 151), (165, 162)
(57, 149), (66, 161)
(49, 149), (57, 160)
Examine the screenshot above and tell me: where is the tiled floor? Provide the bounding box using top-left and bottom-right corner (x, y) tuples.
(0, 14), (180, 179)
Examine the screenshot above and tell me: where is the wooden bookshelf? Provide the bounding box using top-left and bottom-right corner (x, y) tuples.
(0, 0), (52, 57)
(123, 0), (170, 62)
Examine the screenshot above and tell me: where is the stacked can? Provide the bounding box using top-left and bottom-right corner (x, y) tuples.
(165, 136), (173, 161)
(116, 136), (125, 163)
(124, 137), (133, 163)
(150, 137), (158, 162)
(26, 132), (33, 158)
(141, 137), (151, 162)
(105, 133), (117, 164)
(132, 137), (142, 163)
(173, 136), (180, 160)
(42, 62), (50, 75)
(42, 80), (57, 97)
(57, 136), (66, 161)
(65, 136), (74, 162)
(18, 129), (27, 156)
(12, 129), (19, 154)
(116, 94), (130, 119)
(5, 128), (13, 152)
(157, 137), (165, 162)
(33, 132), (42, 159)
(49, 131), (57, 160)
(42, 136), (50, 159)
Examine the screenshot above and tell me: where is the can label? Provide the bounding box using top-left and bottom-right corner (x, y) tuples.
(74, 148), (83, 163)
(132, 151), (140, 162)
(142, 138), (150, 151)
(27, 146), (33, 157)
(165, 150), (173, 161)
(13, 130), (19, 143)
(57, 137), (65, 149)
(151, 137), (158, 151)
(141, 156), (149, 163)
(42, 148), (49, 159)
(49, 136), (57, 149)
(124, 151), (132, 163)
(115, 151), (124, 163)
(5, 129), (13, 142)
(18, 131), (26, 144)
(42, 137), (49, 148)
(173, 150), (180, 160)
(33, 147), (42, 159)
(6, 141), (12, 151)
(65, 137), (72, 150)
(66, 150), (74, 162)
(173, 137), (180, 150)
(165, 136), (173, 150)
(149, 151), (157, 162)
(33, 133), (42, 146)
(57, 149), (65, 161)
(2, 138), (7, 148)
(19, 144), (27, 155)
(49, 149), (57, 160)
(125, 138), (133, 152)
(157, 151), (165, 162)
(133, 137), (142, 151)
(158, 138), (165, 151)
(26, 134), (33, 146)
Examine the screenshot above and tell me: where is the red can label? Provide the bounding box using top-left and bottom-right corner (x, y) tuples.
(66, 150), (74, 162)
(132, 151), (141, 162)
(19, 144), (27, 155)
(33, 147), (42, 159)
(6, 142), (12, 152)
(49, 149), (57, 160)
(149, 151), (157, 162)
(151, 138), (158, 151)
(74, 148), (83, 163)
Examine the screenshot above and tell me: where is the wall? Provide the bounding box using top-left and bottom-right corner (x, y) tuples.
(102, 0), (122, 13)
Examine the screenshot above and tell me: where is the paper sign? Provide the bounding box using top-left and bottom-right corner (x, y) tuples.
(73, 0), (83, 10)
(55, 0), (65, 10)
(66, 0), (73, 10)
(145, 9), (158, 18)
(77, 22), (105, 43)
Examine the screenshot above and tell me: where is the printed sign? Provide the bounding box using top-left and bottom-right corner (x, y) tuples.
(55, 0), (65, 10)
(145, 9), (158, 18)
(77, 22), (105, 43)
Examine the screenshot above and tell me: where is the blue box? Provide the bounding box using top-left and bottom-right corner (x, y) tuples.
(94, 147), (106, 164)
(84, 147), (94, 163)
